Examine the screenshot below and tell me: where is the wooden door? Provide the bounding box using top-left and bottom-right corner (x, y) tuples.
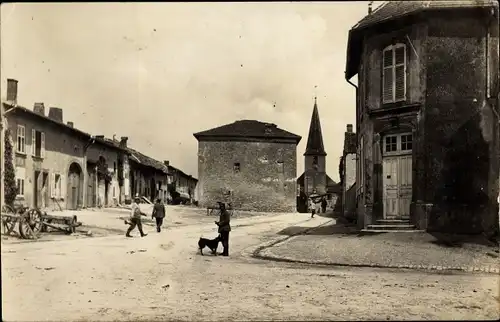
(68, 171), (80, 210)
(398, 155), (412, 218)
(383, 156), (399, 218)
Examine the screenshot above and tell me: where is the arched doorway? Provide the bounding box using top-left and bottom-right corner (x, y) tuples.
(67, 162), (83, 210)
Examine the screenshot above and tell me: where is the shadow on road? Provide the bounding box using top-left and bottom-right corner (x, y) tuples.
(277, 221), (359, 236)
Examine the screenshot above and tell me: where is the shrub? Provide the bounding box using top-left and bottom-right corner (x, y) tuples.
(4, 129), (17, 206)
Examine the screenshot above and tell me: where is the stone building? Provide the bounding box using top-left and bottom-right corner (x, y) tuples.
(297, 99), (339, 212)
(2, 79), (129, 210)
(165, 161), (198, 205)
(127, 147), (171, 204)
(86, 136), (130, 207)
(345, 1), (499, 234)
(338, 124), (357, 220)
(194, 120), (301, 212)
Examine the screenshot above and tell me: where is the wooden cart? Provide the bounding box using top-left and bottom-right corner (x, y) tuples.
(1, 206), (82, 239)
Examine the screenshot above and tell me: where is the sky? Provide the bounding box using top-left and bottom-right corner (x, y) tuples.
(1, 1), (383, 181)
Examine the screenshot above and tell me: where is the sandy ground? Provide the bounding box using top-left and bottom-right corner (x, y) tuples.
(2, 208), (499, 321)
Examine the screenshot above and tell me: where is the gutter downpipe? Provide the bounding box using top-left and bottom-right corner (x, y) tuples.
(345, 72), (359, 219)
(82, 136), (96, 208)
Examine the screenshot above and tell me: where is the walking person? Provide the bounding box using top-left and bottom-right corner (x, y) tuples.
(152, 198), (166, 232)
(321, 197), (327, 214)
(215, 201), (231, 256)
(309, 190), (320, 218)
(125, 196), (148, 237)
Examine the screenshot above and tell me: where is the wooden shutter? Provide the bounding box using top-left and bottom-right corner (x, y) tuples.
(51, 173), (55, 198)
(40, 132), (46, 158)
(394, 46), (406, 101)
(382, 48), (394, 103)
(60, 174), (66, 201)
(31, 129), (35, 155)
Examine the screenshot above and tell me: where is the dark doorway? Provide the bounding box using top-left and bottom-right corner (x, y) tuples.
(150, 178), (156, 201)
(67, 163), (82, 210)
(42, 172), (48, 208)
(34, 170), (40, 208)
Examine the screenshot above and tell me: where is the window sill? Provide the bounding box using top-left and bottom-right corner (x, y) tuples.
(32, 155), (45, 160)
(15, 195), (25, 200)
(15, 151), (27, 157)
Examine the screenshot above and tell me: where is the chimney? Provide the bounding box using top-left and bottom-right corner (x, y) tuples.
(6, 79), (18, 105)
(47, 107), (63, 123)
(119, 136), (128, 148)
(368, 1), (373, 14)
(95, 135), (105, 140)
(33, 102), (45, 116)
(163, 160), (170, 167)
(67, 121), (74, 128)
(346, 124), (353, 133)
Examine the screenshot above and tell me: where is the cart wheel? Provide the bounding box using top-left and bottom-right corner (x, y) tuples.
(18, 208), (43, 239)
(1, 205), (17, 235)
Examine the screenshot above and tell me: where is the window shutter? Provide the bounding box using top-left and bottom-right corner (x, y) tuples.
(395, 46), (405, 65)
(41, 132), (46, 158)
(31, 129), (35, 155)
(383, 49), (393, 67)
(51, 173), (55, 198)
(395, 65), (405, 101)
(383, 67), (394, 102)
(60, 174), (66, 201)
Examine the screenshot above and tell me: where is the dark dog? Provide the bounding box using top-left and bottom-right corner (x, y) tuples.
(198, 235), (221, 256)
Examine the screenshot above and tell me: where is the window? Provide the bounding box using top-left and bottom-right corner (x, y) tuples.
(31, 129), (45, 158)
(401, 134), (413, 151)
(51, 173), (62, 198)
(113, 186), (116, 197)
(113, 162), (117, 174)
(385, 136), (398, 152)
(233, 162), (240, 173)
(16, 178), (25, 196)
(16, 125), (26, 153)
(383, 44), (406, 103)
(383, 133), (413, 155)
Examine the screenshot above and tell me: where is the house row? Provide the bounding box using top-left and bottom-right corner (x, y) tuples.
(339, 0), (499, 236)
(1, 79), (198, 211)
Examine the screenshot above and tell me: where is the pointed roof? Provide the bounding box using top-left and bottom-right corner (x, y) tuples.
(193, 120), (301, 144)
(304, 98), (326, 156)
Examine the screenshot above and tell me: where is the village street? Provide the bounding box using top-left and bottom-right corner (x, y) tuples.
(1, 207), (498, 321)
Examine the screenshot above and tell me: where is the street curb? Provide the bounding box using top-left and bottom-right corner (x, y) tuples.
(251, 219), (334, 259)
(252, 221), (500, 275)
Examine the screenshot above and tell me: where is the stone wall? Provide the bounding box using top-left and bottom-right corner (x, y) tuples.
(197, 140), (297, 212)
(421, 12), (499, 234)
(7, 112), (87, 210)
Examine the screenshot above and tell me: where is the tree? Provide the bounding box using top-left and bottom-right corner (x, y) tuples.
(4, 129), (17, 206)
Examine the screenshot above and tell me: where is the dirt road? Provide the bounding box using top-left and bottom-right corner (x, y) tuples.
(2, 211), (498, 321)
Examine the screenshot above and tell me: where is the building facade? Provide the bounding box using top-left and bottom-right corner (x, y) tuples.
(338, 124), (357, 220)
(345, 1), (499, 234)
(127, 148), (171, 204)
(86, 136), (129, 208)
(166, 162), (198, 205)
(194, 120), (301, 212)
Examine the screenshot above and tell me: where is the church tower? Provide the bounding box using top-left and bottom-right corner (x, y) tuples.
(303, 97), (327, 196)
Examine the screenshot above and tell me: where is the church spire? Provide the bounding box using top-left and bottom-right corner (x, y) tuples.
(304, 98), (327, 156)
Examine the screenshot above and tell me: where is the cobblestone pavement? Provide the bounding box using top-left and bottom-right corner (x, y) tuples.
(2, 212), (498, 321)
(257, 219), (500, 275)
